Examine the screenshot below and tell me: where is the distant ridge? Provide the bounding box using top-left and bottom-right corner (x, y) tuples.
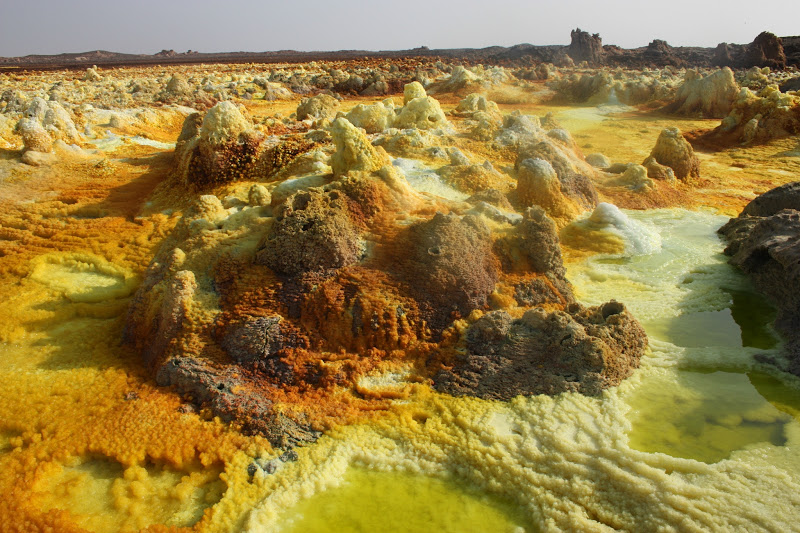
(2, 35), (798, 71)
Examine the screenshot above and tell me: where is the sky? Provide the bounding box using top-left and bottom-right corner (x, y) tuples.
(1, 0), (799, 57)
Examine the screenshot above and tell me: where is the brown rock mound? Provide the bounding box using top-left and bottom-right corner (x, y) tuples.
(397, 213), (498, 330)
(255, 188), (364, 276)
(744, 32), (787, 70)
(434, 301), (647, 399)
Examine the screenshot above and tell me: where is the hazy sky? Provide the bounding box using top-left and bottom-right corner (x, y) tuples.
(1, 0), (798, 57)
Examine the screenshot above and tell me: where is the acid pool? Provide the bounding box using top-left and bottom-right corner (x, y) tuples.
(568, 207), (799, 463)
(272, 467), (531, 533)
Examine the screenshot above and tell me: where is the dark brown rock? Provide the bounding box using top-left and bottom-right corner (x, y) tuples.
(741, 181), (800, 218)
(255, 189), (364, 276)
(712, 43), (736, 67)
(643, 40), (686, 67)
(744, 32), (786, 70)
(398, 213), (498, 330)
(719, 181), (800, 375)
(156, 357), (319, 447)
(780, 77), (800, 93)
(568, 28), (604, 65)
(434, 301), (647, 399)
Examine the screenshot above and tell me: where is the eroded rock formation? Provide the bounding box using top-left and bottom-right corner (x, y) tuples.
(719, 182), (800, 376)
(173, 101), (314, 186)
(568, 28), (604, 65)
(666, 68), (739, 118)
(435, 301), (647, 399)
(646, 127), (700, 180)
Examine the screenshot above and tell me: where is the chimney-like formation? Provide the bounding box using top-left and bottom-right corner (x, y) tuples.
(568, 28), (604, 65)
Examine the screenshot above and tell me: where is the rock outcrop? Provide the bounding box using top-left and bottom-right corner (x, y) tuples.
(255, 188), (364, 276)
(173, 102), (314, 186)
(398, 213), (498, 330)
(124, 252), (196, 369)
(645, 127), (700, 180)
(718, 181), (800, 375)
(643, 40), (686, 67)
(568, 28), (604, 65)
(296, 94), (339, 120)
(666, 68), (739, 118)
(156, 356), (319, 447)
(713, 32), (787, 70)
(744, 32), (787, 70)
(435, 301), (647, 399)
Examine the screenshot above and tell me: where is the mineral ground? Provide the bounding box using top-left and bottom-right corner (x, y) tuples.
(1, 29), (800, 533)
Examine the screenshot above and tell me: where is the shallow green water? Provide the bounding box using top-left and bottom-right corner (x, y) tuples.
(274, 467), (532, 533)
(568, 208), (798, 463)
(626, 370), (792, 463)
(726, 288), (779, 349)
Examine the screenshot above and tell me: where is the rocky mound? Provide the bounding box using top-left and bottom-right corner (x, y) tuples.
(173, 101), (315, 186)
(255, 188), (365, 276)
(665, 68), (739, 118)
(121, 78), (642, 449)
(435, 301), (647, 399)
(645, 127), (700, 180)
(397, 213), (498, 331)
(701, 85), (800, 146)
(718, 181), (800, 375)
